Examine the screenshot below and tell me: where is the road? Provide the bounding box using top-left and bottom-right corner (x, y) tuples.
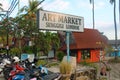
(0, 73), (5, 80)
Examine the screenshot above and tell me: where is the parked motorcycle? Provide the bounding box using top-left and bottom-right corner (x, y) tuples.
(2, 56), (61, 80)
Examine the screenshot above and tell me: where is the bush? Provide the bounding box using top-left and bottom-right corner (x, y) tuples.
(10, 47), (21, 56)
(59, 61), (72, 74)
(79, 61), (89, 66)
(57, 51), (65, 61)
(22, 46), (34, 54)
(36, 60), (47, 66)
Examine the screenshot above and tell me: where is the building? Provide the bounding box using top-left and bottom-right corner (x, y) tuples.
(60, 28), (108, 63)
(107, 40), (120, 57)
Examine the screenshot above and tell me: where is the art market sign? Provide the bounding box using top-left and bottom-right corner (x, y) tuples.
(37, 10), (84, 32)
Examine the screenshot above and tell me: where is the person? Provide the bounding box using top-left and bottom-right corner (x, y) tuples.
(100, 66), (107, 76)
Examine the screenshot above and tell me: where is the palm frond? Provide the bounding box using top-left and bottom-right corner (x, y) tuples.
(0, 3), (2, 6)
(89, 0), (92, 4)
(0, 3), (3, 11)
(110, 0), (115, 4)
(18, 6), (28, 14)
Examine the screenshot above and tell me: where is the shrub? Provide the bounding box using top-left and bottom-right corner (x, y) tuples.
(79, 61), (89, 66)
(57, 51), (65, 61)
(10, 47), (21, 56)
(36, 60), (47, 66)
(59, 61), (72, 74)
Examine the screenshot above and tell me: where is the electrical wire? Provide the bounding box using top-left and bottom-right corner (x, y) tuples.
(3, 0), (18, 18)
(1, 0), (45, 24)
(8, 0), (16, 11)
(8, 0), (19, 16)
(14, 0), (45, 23)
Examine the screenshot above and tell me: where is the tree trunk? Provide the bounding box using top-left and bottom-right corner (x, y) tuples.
(114, 0), (118, 59)
(92, 0), (95, 29)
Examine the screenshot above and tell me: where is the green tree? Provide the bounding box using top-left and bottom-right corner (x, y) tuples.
(19, 0), (41, 14)
(0, 17), (14, 47)
(33, 31), (60, 58)
(14, 0), (42, 54)
(110, 0), (118, 59)
(89, 0), (95, 29)
(18, 0), (40, 36)
(15, 0), (60, 59)
(51, 32), (60, 58)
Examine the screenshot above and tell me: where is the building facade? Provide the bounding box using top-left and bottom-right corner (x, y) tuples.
(60, 28), (108, 63)
(108, 40), (120, 57)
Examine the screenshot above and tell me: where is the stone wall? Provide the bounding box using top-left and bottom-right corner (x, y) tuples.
(71, 67), (97, 80)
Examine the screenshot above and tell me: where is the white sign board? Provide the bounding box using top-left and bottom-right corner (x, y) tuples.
(37, 10), (84, 32)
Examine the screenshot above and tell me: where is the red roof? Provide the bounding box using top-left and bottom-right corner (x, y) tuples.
(60, 28), (108, 50)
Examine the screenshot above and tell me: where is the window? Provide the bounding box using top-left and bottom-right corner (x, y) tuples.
(81, 50), (90, 60)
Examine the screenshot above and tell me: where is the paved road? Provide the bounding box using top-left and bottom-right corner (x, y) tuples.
(0, 77), (5, 80)
(0, 73), (5, 80)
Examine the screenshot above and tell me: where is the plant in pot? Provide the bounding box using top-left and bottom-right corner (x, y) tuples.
(59, 61), (72, 80)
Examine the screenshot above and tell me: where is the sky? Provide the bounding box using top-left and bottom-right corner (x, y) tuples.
(0, 0), (120, 40)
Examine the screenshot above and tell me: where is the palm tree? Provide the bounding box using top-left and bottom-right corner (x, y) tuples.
(16, 0), (61, 58)
(110, 0), (118, 59)
(19, 0), (41, 14)
(18, 0), (44, 37)
(119, 0), (120, 25)
(16, 0), (41, 53)
(89, 0), (95, 29)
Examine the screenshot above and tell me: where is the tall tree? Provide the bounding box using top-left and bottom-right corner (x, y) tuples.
(15, 0), (42, 54)
(110, 0), (118, 59)
(16, 0), (60, 57)
(0, 17), (15, 50)
(89, 0), (95, 29)
(119, 0), (120, 28)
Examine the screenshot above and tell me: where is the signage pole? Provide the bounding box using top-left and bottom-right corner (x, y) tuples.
(66, 31), (70, 62)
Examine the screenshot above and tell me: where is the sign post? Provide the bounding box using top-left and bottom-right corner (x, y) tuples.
(66, 31), (70, 62)
(37, 10), (84, 62)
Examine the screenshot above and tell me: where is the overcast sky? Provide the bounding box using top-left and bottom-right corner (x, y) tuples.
(0, 0), (120, 40)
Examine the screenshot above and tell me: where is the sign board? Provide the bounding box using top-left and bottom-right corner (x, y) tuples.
(37, 10), (84, 32)
(21, 54), (28, 61)
(21, 53), (35, 62)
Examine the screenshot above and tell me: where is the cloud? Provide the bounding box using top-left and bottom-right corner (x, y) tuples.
(41, 0), (70, 11)
(94, 1), (105, 10)
(0, 0), (9, 10)
(19, 0), (28, 8)
(76, 1), (91, 9)
(96, 21), (114, 29)
(95, 21), (120, 40)
(76, 0), (105, 10)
